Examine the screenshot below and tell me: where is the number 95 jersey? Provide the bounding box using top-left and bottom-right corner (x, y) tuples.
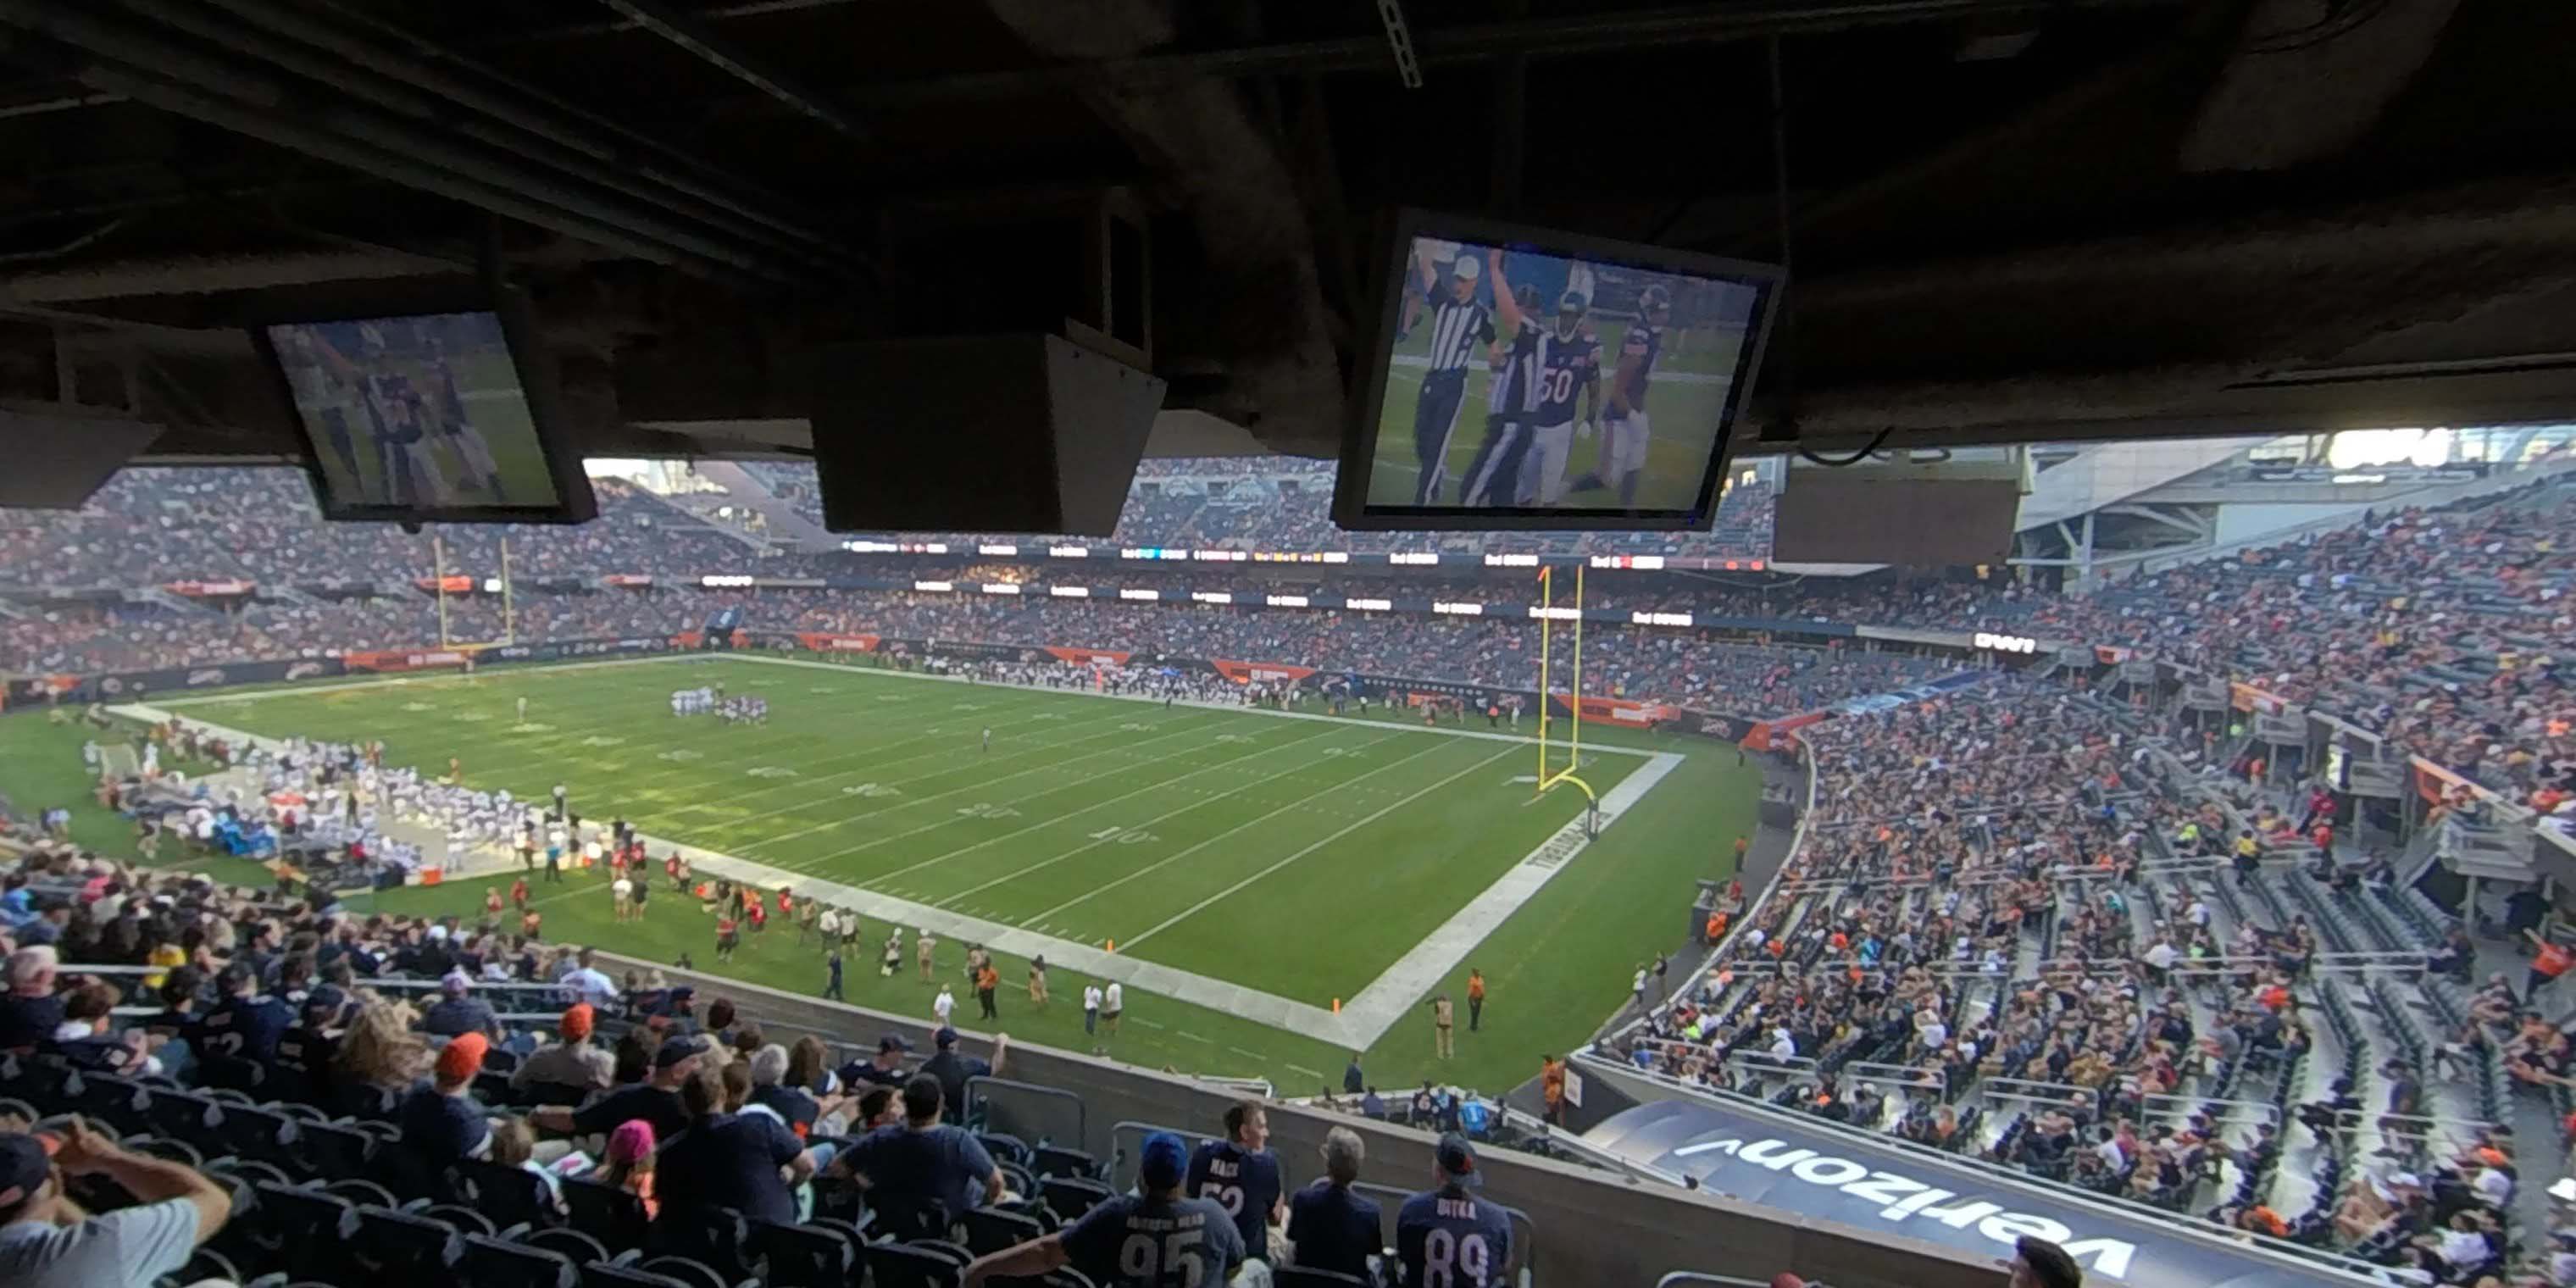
(1059, 1192), (1246, 1288)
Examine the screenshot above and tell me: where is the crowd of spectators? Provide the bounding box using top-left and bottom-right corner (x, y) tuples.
(755, 457), (1779, 560)
(1606, 669), (2572, 1281)
(0, 470), (742, 589)
(0, 834), (1620, 1288)
(8, 465), (2576, 805)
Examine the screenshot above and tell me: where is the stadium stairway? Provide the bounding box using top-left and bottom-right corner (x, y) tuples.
(688, 459), (843, 550)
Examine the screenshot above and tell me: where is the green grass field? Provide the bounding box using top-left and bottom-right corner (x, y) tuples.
(1369, 314), (1749, 511)
(0, 652), (1755, 1095)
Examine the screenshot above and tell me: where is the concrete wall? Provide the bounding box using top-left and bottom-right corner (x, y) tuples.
(601, 952), (2005, 1288)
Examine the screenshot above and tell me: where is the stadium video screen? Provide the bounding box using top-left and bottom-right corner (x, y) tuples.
(1336, 212), (1779, 531)
(264, 310), (589, 523)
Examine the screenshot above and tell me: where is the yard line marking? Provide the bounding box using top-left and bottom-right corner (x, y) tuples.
(1131, 1018), (1166, 1030)
(692, 702), (1152, 830)
(819, 722), (1349, 884)
(1013, 734), (1432, 924)
(1117, 746), (1520, 952)
(1285, 1063), (1324, 1080)
(930, 735), (1415, 909)
(1227, 1046), (1266, 1059)
(1176, 1031), (1213, 1044)
(743, 713), (1237, 852)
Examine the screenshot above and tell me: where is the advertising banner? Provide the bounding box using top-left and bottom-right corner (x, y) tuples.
(602, 575), (655, 587)
(163, 580), (255, 597)
(341, 649), (471, 674)
(5, 657), (341, 708)
(1212, 659), (1319, 686)
(1551, 694), (1683, 729)
(414, 575), (475, 593)
(1042, 647), (1133, 666)
(1583, 1098), (2353, 1288)
(795, 632), (882, 653)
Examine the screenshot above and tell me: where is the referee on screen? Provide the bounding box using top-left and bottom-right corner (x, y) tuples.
(1412, 253), (1496, 504)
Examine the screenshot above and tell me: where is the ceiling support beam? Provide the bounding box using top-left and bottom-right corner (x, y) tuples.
(588, 0), (874, 142)
(839, 0), (2187, 104)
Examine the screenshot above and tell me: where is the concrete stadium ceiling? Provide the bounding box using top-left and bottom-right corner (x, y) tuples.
(7, 0), (2576, 465)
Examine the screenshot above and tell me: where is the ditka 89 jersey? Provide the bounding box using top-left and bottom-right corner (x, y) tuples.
(1530, 329), (1599, 428)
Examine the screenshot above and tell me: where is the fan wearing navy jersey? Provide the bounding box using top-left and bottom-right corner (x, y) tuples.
(1185, 1099), (1285, 1263)
(1396, 1134), (1513, 1288)
(1408, 253), (1497, 505)
(197, 963), (292, 1068)
(962, 1130), (1244, 1288)
(1574, 284), (1671, 507)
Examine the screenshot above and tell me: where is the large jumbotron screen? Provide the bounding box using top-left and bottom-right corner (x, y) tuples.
(260, 306), (594, 525)
(1336, 211), (1779, 531)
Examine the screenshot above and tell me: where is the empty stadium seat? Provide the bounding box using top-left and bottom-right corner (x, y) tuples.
(463, 1232), (581, 1288)
(963, 1205), (1045, 1255)
(866, 1241), (965, 1288)
(747, 1219), (858, 1288)
(1038, 1175), (1112, 1221)
(452, 1157), (563, 1230)
(563, 1177), (654, 1253)
(348, 1204), (468, 1288)
(521, 1226), (615, 1267)
(1030, 1145), (1097, 1180)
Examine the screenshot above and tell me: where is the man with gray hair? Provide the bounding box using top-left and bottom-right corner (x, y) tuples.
(0, 947), (63, 1054)
(1287, 1124), (1384, 1281)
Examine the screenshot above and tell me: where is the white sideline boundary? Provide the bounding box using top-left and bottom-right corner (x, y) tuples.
(125, 650), (1693, 1048)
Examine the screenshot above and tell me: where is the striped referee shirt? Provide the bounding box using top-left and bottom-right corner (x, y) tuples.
(1427, 296), (1495, 376)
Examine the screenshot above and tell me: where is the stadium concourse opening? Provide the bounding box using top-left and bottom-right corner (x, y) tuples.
(4, 438), (2576, 1288)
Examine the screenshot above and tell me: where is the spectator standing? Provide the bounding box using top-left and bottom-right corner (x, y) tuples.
(1287, 1125), (1382, 1281)
(920, 1027), (1007, 1125)
(0, 1118), (234, 1288)
(530, 1032), (704, 1146)
(562, 949), (619, 1009)
(1396, 1134), (1512, 1288)
(1185, 1099), (1285, 1268)
(657, 1063), (813, 1227)
(838, 1074), (1005, 1238)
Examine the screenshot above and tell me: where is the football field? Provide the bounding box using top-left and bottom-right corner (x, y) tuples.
(8, 652), (1759, 1091)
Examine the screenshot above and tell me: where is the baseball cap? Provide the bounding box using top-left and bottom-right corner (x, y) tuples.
(933, 1026), (959, 1049)
(1451, 257), (1480, 281)
(559, 1003), (595, 1041)
(1435, 1131), (1482, 1188)
(440, 971), (470, 996)
(303, 985), (350, 1024)
(0, 1130), (58, 1212)
(435, 1032), (489, 1085)
(1139, 1131), (1189, 1189)
(652, 1035), (709, 1070)
(877, 1033), (912, 1055)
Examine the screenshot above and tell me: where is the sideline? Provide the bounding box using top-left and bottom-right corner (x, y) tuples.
(117, 656), (1698, 1049)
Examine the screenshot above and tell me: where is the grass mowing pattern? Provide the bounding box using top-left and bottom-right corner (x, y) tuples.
(0, 652), (1755, 1094)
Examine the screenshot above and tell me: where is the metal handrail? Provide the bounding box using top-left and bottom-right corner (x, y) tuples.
(2140, 1093), (2279, 1126)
